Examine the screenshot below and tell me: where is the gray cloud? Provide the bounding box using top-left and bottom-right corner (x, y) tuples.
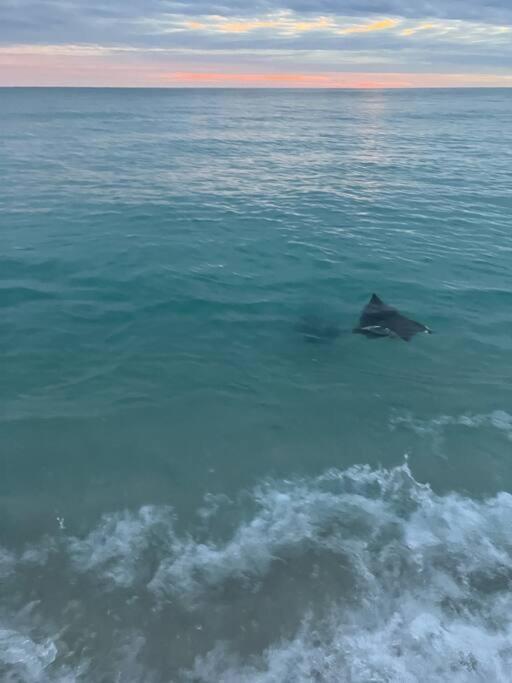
(0, 0), (511, 78)
(1, 0), (512, 46)
(202, 0), (512, 24)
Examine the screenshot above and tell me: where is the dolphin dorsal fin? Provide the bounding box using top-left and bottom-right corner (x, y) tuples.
(370, 293), (384, 306)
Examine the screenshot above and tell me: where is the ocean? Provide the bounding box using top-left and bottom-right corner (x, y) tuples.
(1, 87), (512, 681)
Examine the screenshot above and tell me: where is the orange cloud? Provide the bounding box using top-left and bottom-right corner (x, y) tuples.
(340, 18), (400, 34)
(401, 23), (437, 37)
(184, 21), (206, 30)
(178, 14), (405, 36)
(292, 17), (335, 32)
(183, 15), (336, 34)
(216, 19), (280, 33)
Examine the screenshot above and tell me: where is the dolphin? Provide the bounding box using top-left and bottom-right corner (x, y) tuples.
(353, 294), (432, 342)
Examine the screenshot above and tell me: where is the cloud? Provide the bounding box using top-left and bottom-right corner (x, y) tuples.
(0, 1), (511, 86)
(1, 1), (512, 46)
(401, 22), (437, 37)
(340, 17), (399, 33)
(170, 14), (401, 36)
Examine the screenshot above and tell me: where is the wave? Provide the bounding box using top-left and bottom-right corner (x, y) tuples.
(391, 409), (512, 441)
(2, 462), (512, 681)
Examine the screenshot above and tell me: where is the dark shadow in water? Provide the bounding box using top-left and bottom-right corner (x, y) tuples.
(296, 313), (342, 344)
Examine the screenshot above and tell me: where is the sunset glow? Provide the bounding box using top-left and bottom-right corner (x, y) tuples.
(0, 2), (511, 88)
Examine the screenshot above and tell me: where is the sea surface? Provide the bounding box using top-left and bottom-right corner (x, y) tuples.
(1, 87), (512, 682)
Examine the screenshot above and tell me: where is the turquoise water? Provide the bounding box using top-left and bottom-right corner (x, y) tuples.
(1, 88), (512, 681)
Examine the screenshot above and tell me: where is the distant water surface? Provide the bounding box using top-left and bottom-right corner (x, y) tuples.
(1, 88), (512, 682)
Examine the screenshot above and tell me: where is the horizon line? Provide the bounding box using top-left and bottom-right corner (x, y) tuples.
(1, 85), (511, 90)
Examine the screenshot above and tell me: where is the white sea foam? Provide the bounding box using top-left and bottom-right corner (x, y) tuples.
(0, 628), (58, 682)
(69, 465), (417, 599)
(182, 465), (512, 681)
(0, 547), (16, 579)
(390, 409), (512, 440)
(68, 505), (176, 589)
(3, 463), (512, 681)
(187, 609), (512, 683)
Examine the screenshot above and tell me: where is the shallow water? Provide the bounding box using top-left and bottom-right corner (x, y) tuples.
(1, 87), (512, 681)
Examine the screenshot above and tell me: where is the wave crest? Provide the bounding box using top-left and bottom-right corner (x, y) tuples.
(2, 462), (512, 681)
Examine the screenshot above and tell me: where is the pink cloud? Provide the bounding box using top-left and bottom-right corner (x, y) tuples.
(0, 49), (510, 88)
(163, 71), (412, 88)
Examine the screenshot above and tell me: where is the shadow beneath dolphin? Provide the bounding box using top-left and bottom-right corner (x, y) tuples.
(296, 314), (342, 344)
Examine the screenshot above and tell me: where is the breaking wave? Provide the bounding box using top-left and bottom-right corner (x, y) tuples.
(390, 409), (512, 441)
(2, 462), (512, 681)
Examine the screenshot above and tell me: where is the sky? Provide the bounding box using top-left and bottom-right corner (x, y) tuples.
(0, 0), (511, 87)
